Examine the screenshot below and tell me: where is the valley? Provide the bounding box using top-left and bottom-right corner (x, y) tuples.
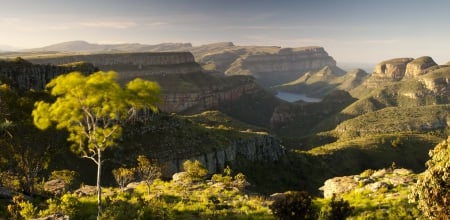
(0, 41), (449, 219)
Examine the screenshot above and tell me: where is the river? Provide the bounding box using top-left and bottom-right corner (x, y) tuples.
(275, 91), (322, 103)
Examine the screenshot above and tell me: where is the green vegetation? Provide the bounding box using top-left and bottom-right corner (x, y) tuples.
(32, 71), (161, 218)
(411, 137), (450, 218)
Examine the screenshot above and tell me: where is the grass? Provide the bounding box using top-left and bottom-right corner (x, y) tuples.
(334, 104), (450, 138)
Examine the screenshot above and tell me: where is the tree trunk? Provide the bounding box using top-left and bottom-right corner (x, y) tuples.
(97, 148), (102, 220)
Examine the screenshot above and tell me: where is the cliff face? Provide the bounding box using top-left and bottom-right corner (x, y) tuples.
(160, 79), (258, 113)
(365, 56), (440, 89)
(405, 56), (438, 78)
(163, 135), (285, 176)
(28, 52), (202, 82)
(197, 46), (337, 87)
(227, 47), (336, 86)
(0, 58), (96, 91)
(373, 58), (414, 80)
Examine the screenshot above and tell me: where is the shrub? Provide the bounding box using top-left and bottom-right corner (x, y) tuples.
(410, 137), (450, 219)
(269, 191), (317, 220)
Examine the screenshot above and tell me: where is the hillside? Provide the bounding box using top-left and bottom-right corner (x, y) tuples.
(273, 66), (368, 98)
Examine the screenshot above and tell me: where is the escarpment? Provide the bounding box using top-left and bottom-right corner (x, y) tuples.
(197, 46), (337, 87)
(0, 58), (96, 91)
(364, 56), (440, 89)
(226, 47), (337, 86)
(121, 113), (285, 177)
(28, 52), (202, 82)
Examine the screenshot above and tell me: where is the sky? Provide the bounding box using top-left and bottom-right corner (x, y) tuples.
(1, 0), (450, 64)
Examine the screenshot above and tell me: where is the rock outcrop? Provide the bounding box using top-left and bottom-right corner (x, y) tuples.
(224, 47), (337, 86)
(0, 58), (96, 91)
(28, 52), (202, 82)
(364, 56), (440, 89)
(373, 58), (413, 80)
(320, 168), (416, 198)
(405, 56), (438, 78)
(161, 135), (285, 176)
(160, 76), (258, 113)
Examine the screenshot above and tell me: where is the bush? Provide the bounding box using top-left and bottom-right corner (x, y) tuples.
(410, 137), (450, 219)
(320, 195), (353, 220)
(269, 191), (317, 220)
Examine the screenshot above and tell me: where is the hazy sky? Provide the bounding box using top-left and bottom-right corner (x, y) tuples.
(1, 0), (450, 64)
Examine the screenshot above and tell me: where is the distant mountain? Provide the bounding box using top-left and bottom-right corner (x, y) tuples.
(0, 44), (21, 51)
(273, 66), (368, 98)
(25, 40), (193, 53)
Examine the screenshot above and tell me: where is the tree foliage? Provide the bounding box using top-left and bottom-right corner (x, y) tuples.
(269, 191), (317, 220)
(136, 155), (161, 195)
(32, 71), (160, 218)
(410, 137), (450, 219)
(112, 167), (135, 191)
(182, 160), (208, 183)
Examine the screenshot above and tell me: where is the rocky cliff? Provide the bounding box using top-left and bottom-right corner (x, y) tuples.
(164, 135), (285, 176)
(197, 45), (337, 87)
(28, 52), (202, 82)
(122, 113), (285, 177)
(160, 76), (258, 113)
(373, 58), (414, 80)
(405, 56), (438, 78)
(0, 58), (96, 91)
(364, 56), (440, 89)
(227, 47), (337, 86)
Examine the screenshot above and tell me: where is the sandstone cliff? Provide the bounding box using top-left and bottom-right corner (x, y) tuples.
(363, 56), (440, 89)
(373, 58), (413, 80)
(196, 45), (337, 87)
(28, 52), (202, 82)
(404, 56), (438, 78)
(121, 113), (285, 177)
(0, 58), (96, 91)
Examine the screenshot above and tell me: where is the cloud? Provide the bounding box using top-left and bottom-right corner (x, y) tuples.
(78, 21), (137, 29)
(362, 39), (399, 44)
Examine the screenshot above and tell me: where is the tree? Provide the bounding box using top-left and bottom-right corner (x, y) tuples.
(269, 191), (317, 220)
(182, 160), (208, 183)
(320, 194), (353, 220)
(136, 155), (161, 195)
(112, 167), (135, 192)
(410, 137), (450, 219)
(32, 71), (160, 219)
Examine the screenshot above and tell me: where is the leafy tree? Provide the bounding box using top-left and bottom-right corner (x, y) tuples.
(49, 169), (79, 192)
(112, 167), (135, 191)
(182, 160), (208, 183)
(0, 85), (57, 195)
(136, 155), (161, 195)
(320, 195), (353, 220)
(32, 71), (160, 218)
(410, 137), (450, 219)
(269, 191), (317, 220)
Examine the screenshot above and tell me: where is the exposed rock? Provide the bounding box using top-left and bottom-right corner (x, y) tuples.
(162, 135), (285, 176)
(159, 75), (258, 113)
(319, 176), (358, 198)
(28, 52), (202, 82)
(320, 168), (417, 198)
(225, 46), (337, 86)
(74, 185), (97, 197)
(404, 56), (438, 78)
(44, 179), (68, 196)
(32, 213), (69, 220)
(373, 58), (413, 80)
(0, 58), (96, 91)
(419, 66), (450, 95)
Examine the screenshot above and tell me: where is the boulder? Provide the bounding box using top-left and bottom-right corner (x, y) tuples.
(74, 185), (97, 197)
(319, 176), (358, 198)
(44, 179), (68, 196)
